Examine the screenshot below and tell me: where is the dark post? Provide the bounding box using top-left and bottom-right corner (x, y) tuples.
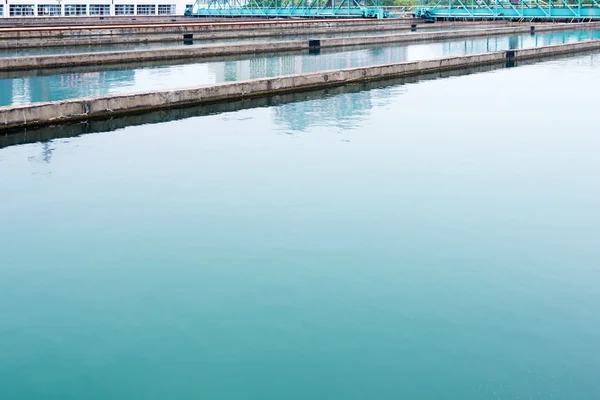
(505, 50), (515, 67)
(184, 33), (194, 45)
(308, 39), (321, 55)
(411, 24), (417, 32)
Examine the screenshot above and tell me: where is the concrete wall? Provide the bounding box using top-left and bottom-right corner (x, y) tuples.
(0, 19), (517, 48)
(0, 16), (200, 26)
(0, 19), (429, 39)
(2, 39), (600, 131)
(1, 63), (508, 150)
(2, 23), (600, 71)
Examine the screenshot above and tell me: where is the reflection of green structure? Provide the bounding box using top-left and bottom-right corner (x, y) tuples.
(415, 0), (600, 21)
(185, 0), (388, 18)
(0, 81), (12, 107)
(274, 88), (387, 131)
(25, 70), (136, 104)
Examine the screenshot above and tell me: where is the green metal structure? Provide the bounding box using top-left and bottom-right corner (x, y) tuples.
(184, 0), (387, 18)
(415, 0), (600, 21)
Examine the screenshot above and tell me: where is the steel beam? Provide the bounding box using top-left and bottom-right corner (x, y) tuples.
(416, 0), (600, 20)
(186, 0), (387, 18)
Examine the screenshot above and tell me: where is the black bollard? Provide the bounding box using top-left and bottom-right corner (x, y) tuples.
(411, 24), (417, 32)
(184, 33), (194, 45)
(506, 49), (515, 67)
(309, 39), (321, 55)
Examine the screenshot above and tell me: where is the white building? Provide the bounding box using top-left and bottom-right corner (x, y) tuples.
(0, 0), (193, 18)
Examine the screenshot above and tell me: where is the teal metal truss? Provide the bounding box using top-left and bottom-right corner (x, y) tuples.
(185, 0), (387, 18)
(415, 0), (600, 20)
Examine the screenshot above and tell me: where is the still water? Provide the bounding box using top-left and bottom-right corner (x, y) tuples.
(0, 27), (475, 58)
(1, 29), (600, 106)
(1, 53), (599, 399)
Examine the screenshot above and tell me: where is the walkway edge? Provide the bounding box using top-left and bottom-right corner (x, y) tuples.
(1, 22), (600, 71)
(1, 39), (599, 131)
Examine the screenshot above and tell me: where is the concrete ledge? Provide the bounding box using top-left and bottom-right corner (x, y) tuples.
(0, 16), (265, 27)
(0, 19), (499, 40)
(0, 19), (436, 48)
(1, 39), (599, 131)
(1, 63), (509, 150)
(1, 23), (599, 71)
(2, 20), (593, 49)
(0, 20), (513, 49)
(0, 41), (308, 71)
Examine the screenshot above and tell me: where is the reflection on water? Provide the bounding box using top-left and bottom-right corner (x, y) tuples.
(3, 51), (598, 153)
(1, 53), (600, 400)
(0, 27), (484, 58)
(0, 71), (136, 106)
(0, 61), (511, 152)
(29, 142), (54, 164)
(272, 84), (400, 134)
(1, 29), (600, 107)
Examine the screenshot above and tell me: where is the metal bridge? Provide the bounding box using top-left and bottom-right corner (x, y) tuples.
(185, 0), (387, 18)
(415, 0), (600, 21)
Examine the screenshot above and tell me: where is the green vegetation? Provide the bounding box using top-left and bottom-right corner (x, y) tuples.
(379, 0), (419, 7)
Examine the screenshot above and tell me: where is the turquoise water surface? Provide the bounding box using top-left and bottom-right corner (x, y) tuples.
(2, 29), (600, 106)
(1, 54), (600, 399)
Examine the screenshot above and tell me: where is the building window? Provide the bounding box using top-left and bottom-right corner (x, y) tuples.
(90, 5), (110, 15)
(38, 4), (62, 16)
(64, 4), (87, 15)
(115, 4), (135, 15)
(136, 4), (156, 15)
(9, 5), (35, 16)
(158, 4), (176, 14)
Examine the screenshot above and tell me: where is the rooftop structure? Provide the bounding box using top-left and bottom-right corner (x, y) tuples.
(0, 0), (191, 18)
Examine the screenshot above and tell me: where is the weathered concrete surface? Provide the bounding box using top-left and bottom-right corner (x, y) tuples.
(0, 16), (256, 27)
(0, 19), (496, 39)
(1, 63), (507, 150)
(0, 20), (515, 49)
(1, 23), (598, 71)
(1, 39), (599, 131)
(0, 19), (432, 40)
(0, 41), (307, 71)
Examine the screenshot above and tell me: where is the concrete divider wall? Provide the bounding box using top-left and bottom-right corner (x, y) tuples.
(0, 19), (499, 40)
(0, 20), (514, 50)
(0, 19), (420, 42)
(1, 39), (599, 131)
(5, 19), (599, 50)
(3, 20), (599, 50)
(0, 19), (423, 48)
(2, 63), (510, 150)
(0, 16), (245, 27)
(2, 23), (599, 71)
(0, 41), (307, 71)
(0, 25), (409, 50)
